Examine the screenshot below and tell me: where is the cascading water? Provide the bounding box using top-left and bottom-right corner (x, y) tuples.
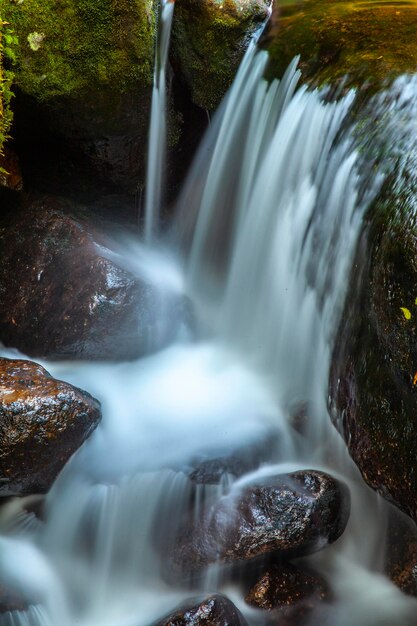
(144, 0), (175, 244)
(2, 19), (417, 626)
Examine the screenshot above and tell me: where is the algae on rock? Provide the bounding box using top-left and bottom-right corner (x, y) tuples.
(5, 0), (156, 190)
(171, 0), (272, 111)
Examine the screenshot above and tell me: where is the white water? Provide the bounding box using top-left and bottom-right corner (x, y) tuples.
(2, 32), (417, 626)
(144, 0), (175, 244)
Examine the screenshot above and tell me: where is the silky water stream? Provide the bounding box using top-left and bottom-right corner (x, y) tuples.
(1, 14), (417, 626)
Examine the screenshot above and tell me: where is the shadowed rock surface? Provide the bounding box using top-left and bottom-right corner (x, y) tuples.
(152, 594), (248, 626)
(0, 198), (184, 360)
(167, 471), (350, 579)
(0, 357), (101, 495)
(245, 563), (331, 625)
(171, 0), (271, 111)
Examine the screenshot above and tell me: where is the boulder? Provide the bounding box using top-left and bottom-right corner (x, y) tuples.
(385, 507), (417, 597)
(0, 357), (100, 495)
(167, 470), (350, 579)
(245, 563), (331, 626)
(171, 0), (272, 111)
(152, 594), (248, 626)
(262, 0), (417, 91)
(0, 198), (184, 360)
(5, 0), (155, 191)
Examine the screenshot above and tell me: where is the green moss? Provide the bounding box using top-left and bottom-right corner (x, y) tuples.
(171, 0), (270, 110)
(5, 0), (155, 102)
(0, 17), (18, 161)
(264, 0), (417, 90)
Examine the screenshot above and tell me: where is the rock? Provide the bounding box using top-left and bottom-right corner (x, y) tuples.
(0, 198), (184, 360)
(167, 471), (350, 579)
(245, 563), (331, 626)
(152, 594), (248, 626)
(171, 0), (272, 111)
(262, 0), (417, 91)
(0, 585), (28, 613)
(188, 435), (277, 485)
(6, 0), (155, 191)
(385, 507), (417, 597)
(0, 357), (101, 495)
(0, 147), (23, 192)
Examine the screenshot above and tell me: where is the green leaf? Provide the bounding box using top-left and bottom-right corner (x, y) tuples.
(400, 307), (412, 320)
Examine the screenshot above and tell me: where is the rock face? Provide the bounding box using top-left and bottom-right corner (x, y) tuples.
(6, 0), (155, 191)
(0, 357), (101, 495)
(152, 594), (248, 626)
(262, 0), (417, 90)
(245, 563), (331, 625)
(167, 471), (350, 579)
(171, 0), (272, 111)
(0, 199), (183, 360)
(330, 214), (417, 522)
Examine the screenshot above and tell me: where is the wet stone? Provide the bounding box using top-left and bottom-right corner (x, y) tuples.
(245, 563), (331, 626)
(0, 199), (185, 360)
(167, 470), (350, 580)
(0, 357), (101, 495)
(0, 585), (28, 613)
(152, 594), (249, 626)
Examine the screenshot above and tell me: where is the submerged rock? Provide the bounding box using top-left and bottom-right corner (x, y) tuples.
(0, 198), (184, 360)
(171, 0), (272, 111)
(0, 586), (28, 613)
(245, 563), (331, 625)
(167, 470), (350, 579)
(6, 0), (155, 191)
(0, 357), (100, 495)
(152, 594), (248, 626)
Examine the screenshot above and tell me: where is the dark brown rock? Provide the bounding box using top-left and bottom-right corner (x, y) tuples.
(0, 585), (28, 613)
(0, 357), (101, 495)
(0, 199), (184, 360)
(385, 507), (417, 597)
(152, 594), (248, 626)
(245, 563), (331, 626)
(167, 471), (350, 579)
(0, 148), (23, 193)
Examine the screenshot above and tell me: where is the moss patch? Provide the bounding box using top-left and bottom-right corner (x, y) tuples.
(263, 0), (417, 90)
(6, 0), (155, 103)
(171, 0), (271, 110)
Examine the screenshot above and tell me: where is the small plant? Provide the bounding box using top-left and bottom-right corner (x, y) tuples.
(0, 17), (18, 164)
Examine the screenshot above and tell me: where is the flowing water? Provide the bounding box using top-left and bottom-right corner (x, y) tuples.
(2, 11), (417, 626)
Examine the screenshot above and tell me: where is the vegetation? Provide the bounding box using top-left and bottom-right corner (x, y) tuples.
(0, 16), (17, 160)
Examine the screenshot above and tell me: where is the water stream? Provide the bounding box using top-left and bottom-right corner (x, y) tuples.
(1, 10), (417, 626)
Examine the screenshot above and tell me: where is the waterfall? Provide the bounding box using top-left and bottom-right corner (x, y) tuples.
(144, 0), (175, 244)
(1, 30), (417, 626)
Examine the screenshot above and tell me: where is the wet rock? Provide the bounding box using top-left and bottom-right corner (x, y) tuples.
(0, 198), (183, 360)
(188, 436), (277, 484)
(167, 471), (350, 579)
(245, 563), (331, 626)
(0, 148), (23, 192)
(0, 585), (28, 613)
(6, 0), (155, 191)
(152, 594), (248, 626)
(171, 0), (272, 111)
(262, 0), (417, 91)
(385, 507), (417, 597)
(0, 357), (101, 495)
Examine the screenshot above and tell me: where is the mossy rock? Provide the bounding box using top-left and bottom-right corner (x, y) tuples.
(262, 0), (417, 90)
(329, 79), (417, 523)
(171, 0), (272, 111)
(5, 0), (156, 190)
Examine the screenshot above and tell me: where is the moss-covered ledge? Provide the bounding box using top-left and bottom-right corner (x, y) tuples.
(4, 0), (156, 190)
(262, 0), (417, 91)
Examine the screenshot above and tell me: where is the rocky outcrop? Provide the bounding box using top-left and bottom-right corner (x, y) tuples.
(262, 0), (417, 91)
(0, 198), (184, 360)
(6, 0), (155, 191)
(152, 594), (248, 626)
(171, 0), (272, 111)
(0, 357), (100, 495)
(245, 563), (331, 625)
(167, 470), (350, 579)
